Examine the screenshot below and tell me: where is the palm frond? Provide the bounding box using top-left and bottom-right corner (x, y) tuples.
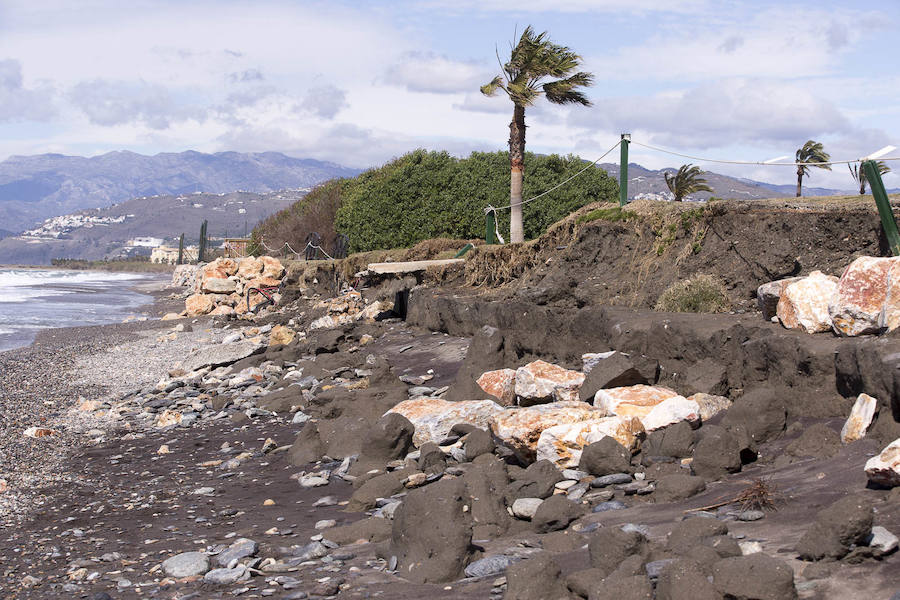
(480, 75), (505, 97)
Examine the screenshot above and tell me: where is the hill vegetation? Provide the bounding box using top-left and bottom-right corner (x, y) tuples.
(251, 149), (618, 254)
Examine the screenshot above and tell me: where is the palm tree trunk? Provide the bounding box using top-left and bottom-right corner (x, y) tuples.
(796, 166), (803, 198)
(509, 104), (526, 243)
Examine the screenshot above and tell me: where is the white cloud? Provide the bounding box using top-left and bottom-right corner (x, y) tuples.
(300, 86), (348, 120)
(383, 52), (488, 94)
(69, 79), (206, 129)
(571, 79), (853, 148)
(0, 59), (56, 121)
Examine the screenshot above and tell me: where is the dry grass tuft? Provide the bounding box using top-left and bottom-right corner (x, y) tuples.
(655, 274), (730, 313)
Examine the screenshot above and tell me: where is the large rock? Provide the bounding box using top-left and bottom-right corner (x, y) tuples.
(531, 495), (584, 533)
(506, 460), (564, 500)
(579, 436), (633, 475)
(641, 396), (700, 432)
(864, 437), (900, 487)
(390, 478), (473, 583)
(514, 360), (585, 405)
(269, 325), (295, 347)
(841, 393), (878, 443)
(776, 271), (839, 334)
(387, 397), (505, 447)
(721, 387), (786, 444)
(691, 425), (742, 480)
(535, 417), (644, 468)
(687, 393), (732, 422)
(236, 256), (263, 278)
(796, 495), (873, 560)
(162, 552), (210, 578)
(355, 413), (415, 472)
(579, 352), (658, 401)
(489, 401), (600, 463)
(260, 256), (285, 279)
(829, 256), (896, 336)
(712, 554), (797, 600)
(476, 368), (517, 406)
(594, 385), (683, 419)
(505, 553), (570, 600)
(757, 277), (803, 320)
(202, 277), (238, 294)
(185, 293), (215, 316)
(588, 526), (649, 577)
(179, 340), (265, 372)
(880, 259), (900, 331)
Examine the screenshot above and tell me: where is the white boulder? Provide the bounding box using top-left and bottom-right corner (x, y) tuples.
(386, 397), (505, 447)
(776, 271), (839, 334)
(865, 438), (900, 487)
(840, 393), (878, 443)
(535, 417), (645, 468)
(514, 360), (585, 405)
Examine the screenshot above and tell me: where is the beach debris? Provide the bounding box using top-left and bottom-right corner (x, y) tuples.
(840, 393), (878, 443)
(865, 437), (900, 487)
(23, 426), (55, 438)
(776, 271), (839, 333)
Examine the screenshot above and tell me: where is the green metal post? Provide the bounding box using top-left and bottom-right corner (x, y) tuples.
(619, 134), (630, 206)
(864, 160), (900, 256)
(485, 209), (498, 245)
(454, 243), (474, 258)
(177, 233), (184, 265)
(198, 220), (208, 263)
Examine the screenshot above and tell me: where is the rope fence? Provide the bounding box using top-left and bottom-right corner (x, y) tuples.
(258, 239), (336, 261)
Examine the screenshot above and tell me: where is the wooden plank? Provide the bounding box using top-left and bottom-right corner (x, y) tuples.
(367, 258), (465, 274)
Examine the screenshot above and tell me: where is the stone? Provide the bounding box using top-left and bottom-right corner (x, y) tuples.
(185, 293), (215, 316)
(204, 566), (248, 585)
(579, 352), (658, 401)
(215, 538), (258, 567)
(757, 277), (803, 320)
(464, 428), (495, 460)
(692, 425), (742, 480)
(511, 498), (543, 520)
(355, 413), (415, 472)
(260, 256), (285, 279)
(593, 500), (627, 512)
(841, 393), (878, 443)
(489, 401), (601, 463)
(390, 478), (473, 584)
(721, 387), (787, 445)
(210, 305), (235, 316)
(588, 526), (648, 577)
(594, 385), (683, 419)
(465, 555), (518, 578)
(162, 552), (210, 578)
(592, 575), (654, 600)
(269, 325), (295, 346)
(776, 271), (839, 334)
(579, 436), (633, 476)
(666, 518), (729, 554)
(581, 351), (615, 373)
(202, 277), (238, 294)
(881, 259), (900, 331)
(535, 416), (644, 468)
(591, 473), (632, 487)
(531, 495), (583, 533)
(796, 495), (873, 560)
(476, 369), (517, 406)
(387, 397), (505, 447)
(179, 340), (265, 372)
(653, 475), (706, 502)
(642, 421), (696, 459)
(155, 410), (182, 428)
(687, 393), (732, 422)
(506, 459), (564, 500)
(829, 256), (896, 336)
(514, 360), (585, 405)
(641, 396), (701, 432)
(655, 558), (720, 600)
(865, 437), (900, 487)
(236, 256), (263, 278)
(505, 553), (570, 600)
(712, 554), (797, 600)
(866, 525), (899, 555)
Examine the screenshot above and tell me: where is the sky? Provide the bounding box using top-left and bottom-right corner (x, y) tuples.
(0, 0), (898, 190)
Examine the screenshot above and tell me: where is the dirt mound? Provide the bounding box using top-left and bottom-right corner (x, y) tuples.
(465, 198), (896, 311)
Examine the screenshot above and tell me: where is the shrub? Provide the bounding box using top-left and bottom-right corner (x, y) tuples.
(654, 274), (730, 313)
(252, 149), (618, 255)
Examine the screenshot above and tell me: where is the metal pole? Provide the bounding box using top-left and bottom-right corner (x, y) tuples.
(864, 160), (900, 256)
(619, 134), (630, 206)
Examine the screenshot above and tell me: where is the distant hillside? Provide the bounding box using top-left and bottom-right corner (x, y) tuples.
(600, 163), (846, 201)
(0, 190), (304, 265)
(0, 150), (360, 232)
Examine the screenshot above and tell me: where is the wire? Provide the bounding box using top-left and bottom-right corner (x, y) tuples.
(258, 238), (335, 260)
(629, 140), (900, 167)
(493, 140), (623, 211)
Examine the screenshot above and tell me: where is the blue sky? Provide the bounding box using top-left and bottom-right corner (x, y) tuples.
(0, 0), (898, 189)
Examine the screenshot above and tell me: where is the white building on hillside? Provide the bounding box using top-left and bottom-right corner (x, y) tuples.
(130, 237), (164, 247)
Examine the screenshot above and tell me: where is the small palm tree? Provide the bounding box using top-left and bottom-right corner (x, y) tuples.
(664, 164), (713, 202)
(481, 26), (593, 243)
(849, 161), (891, 195)
(795, 140), (831, 197)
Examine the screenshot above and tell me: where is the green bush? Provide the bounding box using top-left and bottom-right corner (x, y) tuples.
(654, 274), (730, 313)
(253, 149), (618, 254)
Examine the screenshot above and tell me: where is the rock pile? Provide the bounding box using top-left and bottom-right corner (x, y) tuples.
(761, 255), (900, 336)
(171, 256), (287, 317)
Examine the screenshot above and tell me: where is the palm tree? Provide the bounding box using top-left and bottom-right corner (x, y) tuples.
(849, 161), (891, 195)
(795, 140), (831, 197)
(664, 164), (714, 202)
(481, 26), (593, 243)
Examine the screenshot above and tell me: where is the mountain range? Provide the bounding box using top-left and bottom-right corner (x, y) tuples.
(0, 150), (361, 233)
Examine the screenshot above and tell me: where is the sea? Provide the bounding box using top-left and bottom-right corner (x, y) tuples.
(0, 269), (160, 353)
